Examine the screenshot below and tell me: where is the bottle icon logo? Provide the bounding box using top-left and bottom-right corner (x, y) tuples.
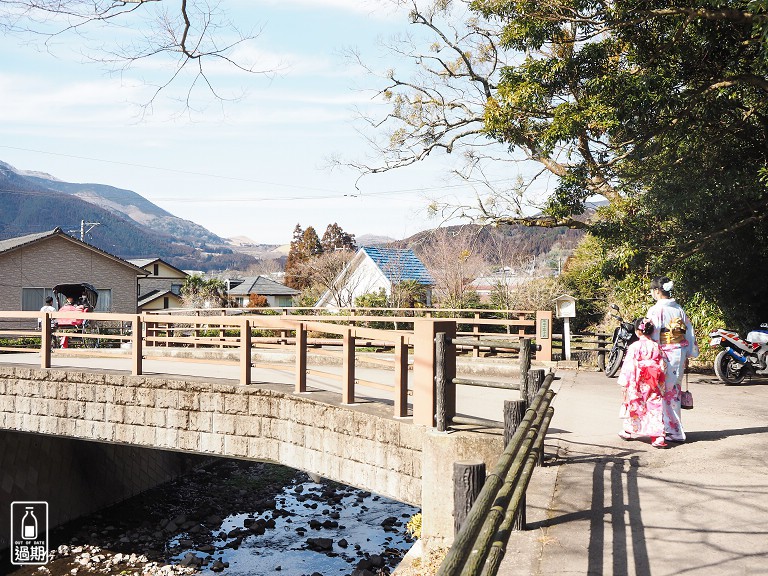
(10, 501), (49, 565)
(22, 507), (38, 540)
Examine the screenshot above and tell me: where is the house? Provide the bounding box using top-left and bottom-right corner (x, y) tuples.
(226, 276), (299, 308)
(0, 228), (147, 313)
(128, 258), (188, 312)
(315, 246), (434, 309)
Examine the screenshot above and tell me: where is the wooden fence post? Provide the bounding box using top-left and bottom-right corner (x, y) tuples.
(527, 368), (547, 467)
(525, 368), (546, 406)
(435, 332), (447, 432)
(295, 322), (307, 393)
(504, 397), (529, 530)
(394, 335), (409, 418)
(519, 338), (531, 401)
(132, 315), (143, 376)
(473, 313), (480, 358)
(240, 318), (251, 386)
(342, 327), (355, 404)
(535, 310), (553, 362)
(413, 320), (456, 427)
(453, 461), (486, 536)
(504, 399), (527, 448)
(40, 313), (51, 369)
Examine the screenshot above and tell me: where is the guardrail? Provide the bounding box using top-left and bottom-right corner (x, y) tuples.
(437, 371), (556, 576)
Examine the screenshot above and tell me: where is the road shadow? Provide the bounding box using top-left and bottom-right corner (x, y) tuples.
(529, 451), (652, 576)
(686, 426), (768, 442)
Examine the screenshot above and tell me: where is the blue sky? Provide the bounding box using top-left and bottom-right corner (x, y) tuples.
(0, 0), (487, 245)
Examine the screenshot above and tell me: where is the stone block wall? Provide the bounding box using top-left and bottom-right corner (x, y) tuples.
(0, 365), (425, 510)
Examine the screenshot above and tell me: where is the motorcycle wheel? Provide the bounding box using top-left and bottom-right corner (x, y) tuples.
(714, 350), (746, 385)
(605, 346), (625, 378)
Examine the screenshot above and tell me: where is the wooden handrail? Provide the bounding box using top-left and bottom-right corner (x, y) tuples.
(437, 372), (556, 576)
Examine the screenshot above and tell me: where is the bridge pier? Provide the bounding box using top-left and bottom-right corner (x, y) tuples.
(420, 429), (504, 548)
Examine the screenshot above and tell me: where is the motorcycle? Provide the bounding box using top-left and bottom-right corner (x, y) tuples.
(709, 324), (768, 384)
(602, 304), (638, 377)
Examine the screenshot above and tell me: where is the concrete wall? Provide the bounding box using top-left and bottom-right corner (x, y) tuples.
(0, 429), (206, 561)
(0, 235), (140, 313)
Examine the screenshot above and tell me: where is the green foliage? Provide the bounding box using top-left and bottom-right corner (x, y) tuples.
(181, 275), (227, 308)
(295, 285), (324, 308)
(684, 292), (729, 366)
(321, 223), (357, 252)
(476, 0), (768, 328)
(355, 289), (389, 308)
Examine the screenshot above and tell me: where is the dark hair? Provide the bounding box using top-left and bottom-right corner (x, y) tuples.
(634, 317), (654, 336)
(45, 296), (53, 304)
(650, 276), (673, 297)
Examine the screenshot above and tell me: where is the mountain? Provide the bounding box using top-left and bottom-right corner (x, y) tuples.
(0, 160), (257, 272)
(392, 223), (584, 266)
(357, 234), (396, 246)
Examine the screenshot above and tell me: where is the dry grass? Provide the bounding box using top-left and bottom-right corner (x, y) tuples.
(396, 546), (449, 576)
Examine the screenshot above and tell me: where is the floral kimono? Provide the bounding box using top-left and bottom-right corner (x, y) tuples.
(618, 336), (666, 439)
(647, 298), (698, 442)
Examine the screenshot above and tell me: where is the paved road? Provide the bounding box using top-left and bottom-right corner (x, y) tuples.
(501, 369), (768, 576)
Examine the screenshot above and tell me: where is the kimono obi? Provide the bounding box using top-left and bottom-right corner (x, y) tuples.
(659, 328), (686, 345)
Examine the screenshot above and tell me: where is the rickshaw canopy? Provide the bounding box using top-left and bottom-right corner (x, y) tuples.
(53, 283), (99, 309)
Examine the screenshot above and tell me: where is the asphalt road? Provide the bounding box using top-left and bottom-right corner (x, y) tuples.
(500, 369), (768, 576)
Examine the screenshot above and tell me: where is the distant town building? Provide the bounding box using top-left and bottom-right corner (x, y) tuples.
(315, 246), (434, 309)
(0, 228), (146, 313)
(129, 258), (189, 312)
(226, 276), (299, 308)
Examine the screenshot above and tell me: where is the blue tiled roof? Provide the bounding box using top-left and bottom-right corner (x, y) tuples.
(361, 246), (434, 285)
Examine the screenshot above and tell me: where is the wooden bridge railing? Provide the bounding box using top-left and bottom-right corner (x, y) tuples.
(0, 308), (554, 423)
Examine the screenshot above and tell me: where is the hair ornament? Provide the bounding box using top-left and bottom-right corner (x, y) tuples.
(662, 280), (674, 292)
(638, 320), (646, 331)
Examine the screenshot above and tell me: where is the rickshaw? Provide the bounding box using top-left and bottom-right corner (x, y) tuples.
(52, 283), (100, 348)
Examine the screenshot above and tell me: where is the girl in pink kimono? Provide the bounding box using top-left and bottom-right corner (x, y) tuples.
(618, 318), (668, 448)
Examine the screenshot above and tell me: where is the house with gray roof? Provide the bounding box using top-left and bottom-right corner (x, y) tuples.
(0, 228), (147, 314)
(227, 276), (299, 308)
(315, 246), (434, 309)
(128, 258), (188, 312)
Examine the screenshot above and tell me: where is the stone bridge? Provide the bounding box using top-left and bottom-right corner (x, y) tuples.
(0, 361), (505, 547)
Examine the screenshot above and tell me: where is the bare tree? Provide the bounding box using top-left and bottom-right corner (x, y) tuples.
(420, 227), (486, 308)
(1, 0), (271, 108)
(293, 249), (358, 308)
(338, 0), (604, 228)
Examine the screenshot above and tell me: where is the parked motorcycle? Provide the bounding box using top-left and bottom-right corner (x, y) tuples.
(603, 304), (638, 377)
(709, 325), (768, 384)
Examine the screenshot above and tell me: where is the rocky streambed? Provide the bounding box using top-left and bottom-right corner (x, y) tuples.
(4, 459), (419, 576)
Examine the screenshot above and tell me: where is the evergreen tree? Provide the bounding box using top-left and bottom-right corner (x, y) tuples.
(321, 223), (357, 252)
(284, 224), (306, 290)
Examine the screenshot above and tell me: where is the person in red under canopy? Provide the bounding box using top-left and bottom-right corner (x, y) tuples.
(58, 295), (84, 348)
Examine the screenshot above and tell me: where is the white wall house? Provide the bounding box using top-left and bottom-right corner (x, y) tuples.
(315, 246), (434, 309)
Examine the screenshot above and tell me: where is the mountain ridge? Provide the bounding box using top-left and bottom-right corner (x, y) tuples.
(0, 160), (256, 272)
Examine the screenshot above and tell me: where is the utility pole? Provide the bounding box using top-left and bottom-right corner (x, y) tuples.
(80, 220), (100, 241)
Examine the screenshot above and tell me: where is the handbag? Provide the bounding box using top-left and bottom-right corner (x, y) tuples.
(680, 372), (693, 409)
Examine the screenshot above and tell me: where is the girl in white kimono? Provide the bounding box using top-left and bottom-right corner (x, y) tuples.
(647, 276), (699, 443)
